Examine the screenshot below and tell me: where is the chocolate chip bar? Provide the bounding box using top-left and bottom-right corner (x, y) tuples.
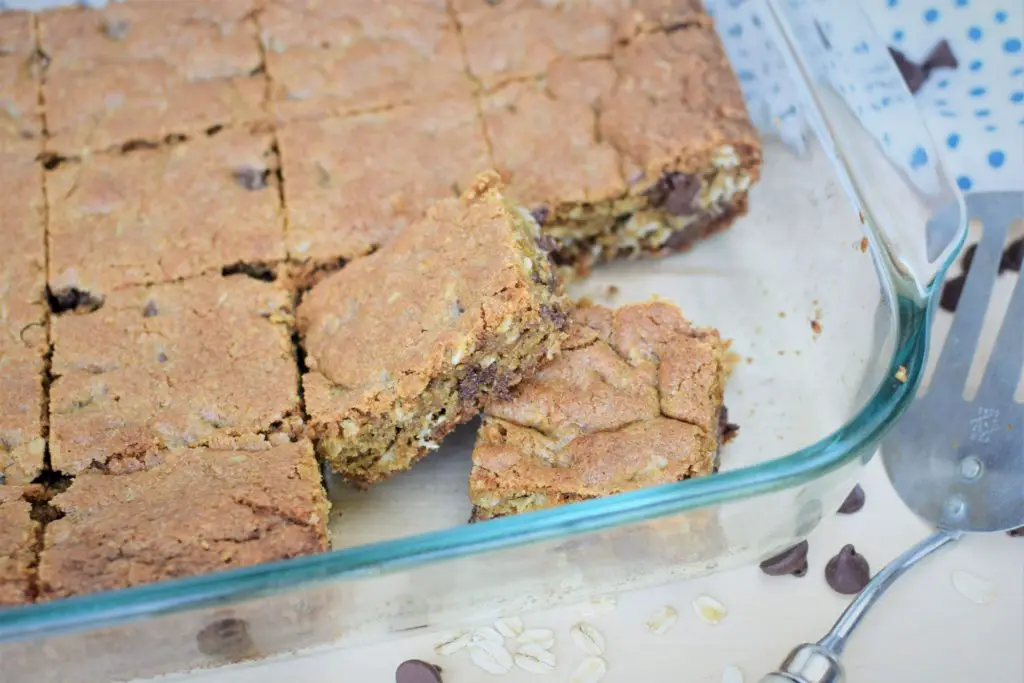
(37, 440), (329, 600)
(469, 300), (732, 520)
(299, 172), (569, 486)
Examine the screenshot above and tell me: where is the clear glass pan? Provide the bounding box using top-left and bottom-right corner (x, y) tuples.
(0, 1), (966, 681)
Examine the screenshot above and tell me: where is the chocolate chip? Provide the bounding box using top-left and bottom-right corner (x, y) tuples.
(961, 242), (977, 274)
(396, 660), (443, 683)
(457, 364), (496, 402)
(759, 540), (809, 577)
(923, 39), (958, 71)
(889, 47), (926, 94)
(837, 484), (865, 514)
(939, 274), (965, 312)
(157, 351), (168, 363)
(539, 304), (569, 329)
(644, 172), (700, 216)
(196, 618), (254, 659)
(717, 406), (739, 444)
(233, 165), (269, 191)
(1001, 237), (1023, 273)
(142, 300), (159, 317)
(46, 286), (103, 314)
(824, 544), (871, 595)
(530, 206), (549, 226)
(222, 262), (277, 282)
(1008, 526), (1024, 537)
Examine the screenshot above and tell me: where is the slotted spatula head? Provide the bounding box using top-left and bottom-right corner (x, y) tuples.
(882, 192), (1024, 533)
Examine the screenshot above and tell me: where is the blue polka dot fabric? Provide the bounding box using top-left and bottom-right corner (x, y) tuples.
(707, 0), (1021, 194)
(865, 0), (1022, 192)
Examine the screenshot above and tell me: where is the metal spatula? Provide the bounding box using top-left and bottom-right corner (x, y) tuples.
(759, 192), (1024, 683)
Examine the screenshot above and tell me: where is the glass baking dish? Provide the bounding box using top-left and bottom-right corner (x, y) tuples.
(0, 0), (966, 681)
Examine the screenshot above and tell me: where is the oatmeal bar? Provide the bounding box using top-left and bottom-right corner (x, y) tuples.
(262, 0), (471, 123)
(1, 146), (47, 484)
(0, 485), (39, 606)
(469, 300), (731, 520)
(278, 98), (489, 272)
(44, 60), (264, 155)
(38, 0), (260, 81)
(47, 127), (285, 303)
(49, 273), (299, 475)
(299, 172), (569, 486)
(481, 24), (760, 275)
(37, 440), (329, 600)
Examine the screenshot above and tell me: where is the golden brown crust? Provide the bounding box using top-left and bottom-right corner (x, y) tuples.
(470, 300), (729, 519)
(278, 99), (490, 265)
(0, 485), (39, 606)
(299, 172), (569, 484)
(38, 1), (260, 81)
(38, 440), (329, 600)
(262, 0), (472, 122)
(48, 127), (285, 300)
(49, 274), (299, 475)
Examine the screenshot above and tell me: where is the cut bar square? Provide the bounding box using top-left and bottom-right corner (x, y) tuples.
(49, 273), (299, 475)
(481, 22), (761, 275)
(262, 0), (470, 122)
(451, 0), (618, 89)
(299, 172), (570, 486)
(38, 440), (329, 600)
(38, 0), (260, 81)
(469, 300), (732, 520)
(44, 61), (264, 155)
(278, 98), (490, 272)
(1, 147), (47, 484)
(0, 485), (39, 607)
(47, 127), (286, 303)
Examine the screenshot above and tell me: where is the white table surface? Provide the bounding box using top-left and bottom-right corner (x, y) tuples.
(173, 454), (1023, 683)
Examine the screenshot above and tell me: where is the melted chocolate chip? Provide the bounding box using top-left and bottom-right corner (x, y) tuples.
(644, 172), (700, 216)
(825, 544), (871, 595)
(142, 300), (159, 317)
(396, 660), (443, 683)
(232, 165), (269, 191)
(837, 484), (865, 514)
(759, 540), (809, 577)
(457, 365), (496, 402)
(196, 618), (254, 659)
(539, 304), (569, 329)
(530, 206), (550, 226)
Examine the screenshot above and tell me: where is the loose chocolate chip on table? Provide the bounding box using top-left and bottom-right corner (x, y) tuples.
(759, 540), (809, 577)
(939, 274), (966, 313)
(232, 165), (269, 191)
(889, 39), (957, 95)
(1001, 237), (1023, 273)
(837, 484), (865, 514)
(396, 659), (443, 683)
(1007, 526), (1024, 538)
(825, 544), (871, 595)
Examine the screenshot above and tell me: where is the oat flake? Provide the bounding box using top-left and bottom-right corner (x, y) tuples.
(645, 605), (678, 634)
(722, 664), (745, 683)
(951, 569), (996, 604)
(517, 628), (555, 649)
(570, 656), (608, 683)
(570, 622), (606, 656)
(472, 626), (505, 645)
(494, 617), (524, 638)
(693, 595), (728, 625)
(469, 640), (514, 675)
(514, 644), (556, 674)
(433, 631), (471, 656)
